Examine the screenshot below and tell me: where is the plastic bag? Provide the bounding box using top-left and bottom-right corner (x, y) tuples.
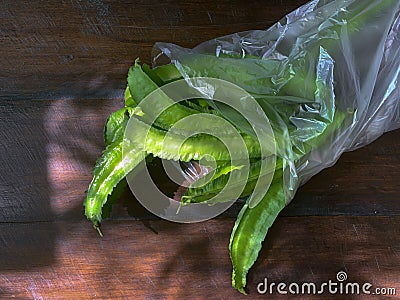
(153, 0), (400, 205)
(83, 0), (399, 292)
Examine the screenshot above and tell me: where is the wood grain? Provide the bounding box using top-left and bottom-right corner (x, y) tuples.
(1, 0), (399, 299)
(1, 0), (306, 100)
(1, 98), (399, 223)
(1, 217), (399, 299)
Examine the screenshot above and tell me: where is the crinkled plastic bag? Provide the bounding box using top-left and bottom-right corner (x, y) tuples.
(153, 0), (400, 205)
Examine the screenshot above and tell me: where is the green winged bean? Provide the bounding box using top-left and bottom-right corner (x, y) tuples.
(229, 167), (285, 294)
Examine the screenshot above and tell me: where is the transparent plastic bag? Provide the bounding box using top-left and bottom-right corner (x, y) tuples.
(152, 0), (400, 205)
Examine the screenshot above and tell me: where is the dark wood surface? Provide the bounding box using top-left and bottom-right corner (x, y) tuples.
(1, 1), (399, 299)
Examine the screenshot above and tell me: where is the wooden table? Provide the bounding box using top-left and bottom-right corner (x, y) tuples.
(1, 1), (399, 299)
